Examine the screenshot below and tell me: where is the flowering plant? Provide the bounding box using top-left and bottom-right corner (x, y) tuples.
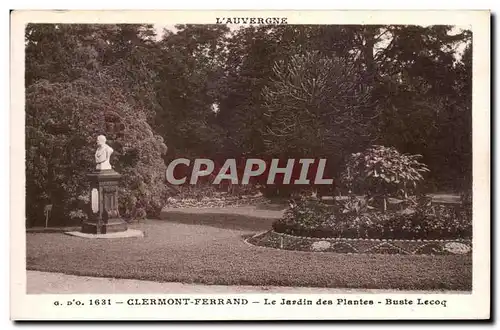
(342, 145), (430, 211)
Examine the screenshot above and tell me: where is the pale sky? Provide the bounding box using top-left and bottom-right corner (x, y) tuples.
(154, 24), (176, 37)
(154, 24), (238, 39)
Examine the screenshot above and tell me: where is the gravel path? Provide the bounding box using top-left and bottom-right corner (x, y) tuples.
(27, 271), (464, 294)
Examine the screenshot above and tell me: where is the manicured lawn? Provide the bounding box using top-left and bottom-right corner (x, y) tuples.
(26, 219), (471, 291)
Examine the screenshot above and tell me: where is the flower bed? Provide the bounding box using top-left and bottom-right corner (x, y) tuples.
(165, 194), (269, 209)
(271, 197), (472, 241)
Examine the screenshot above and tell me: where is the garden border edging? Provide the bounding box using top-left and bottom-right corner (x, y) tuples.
(272, 230), (472, 243)
(245, 230), (472, 255)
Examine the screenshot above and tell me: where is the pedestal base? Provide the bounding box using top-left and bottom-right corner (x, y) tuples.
(81, 220), (128, 234)
(65, 229), (144, 239)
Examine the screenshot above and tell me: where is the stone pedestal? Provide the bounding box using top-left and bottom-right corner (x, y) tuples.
(81, 169), (128, 234)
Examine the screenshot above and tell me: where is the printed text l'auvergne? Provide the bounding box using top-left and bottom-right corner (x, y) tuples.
(216, 17), (288, 25)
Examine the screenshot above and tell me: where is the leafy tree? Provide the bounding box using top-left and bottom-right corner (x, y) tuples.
(155, 25), (228, 160)
(371, 26), (472, 190)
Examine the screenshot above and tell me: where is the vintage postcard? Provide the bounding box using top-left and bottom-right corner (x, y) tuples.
(10, 10), (490, 320)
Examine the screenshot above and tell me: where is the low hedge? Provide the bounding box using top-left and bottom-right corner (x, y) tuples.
(272, 197), (472, 240)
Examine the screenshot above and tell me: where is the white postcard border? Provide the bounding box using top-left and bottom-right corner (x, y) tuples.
(10, 10), (491, 320)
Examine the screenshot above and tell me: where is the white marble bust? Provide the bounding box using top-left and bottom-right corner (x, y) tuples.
(95, 135), (114, 170)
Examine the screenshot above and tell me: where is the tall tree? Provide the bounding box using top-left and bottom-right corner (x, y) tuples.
(372, 25), (472, 189)
(155, 24), (229, 161)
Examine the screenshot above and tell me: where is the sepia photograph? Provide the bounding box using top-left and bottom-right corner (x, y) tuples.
(10, 10), (490, 320)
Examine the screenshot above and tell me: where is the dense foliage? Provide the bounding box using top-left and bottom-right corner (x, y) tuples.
(217, 25), (471, 192)
(273, 196), (472, 240)
(25, 23), (472, 226)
